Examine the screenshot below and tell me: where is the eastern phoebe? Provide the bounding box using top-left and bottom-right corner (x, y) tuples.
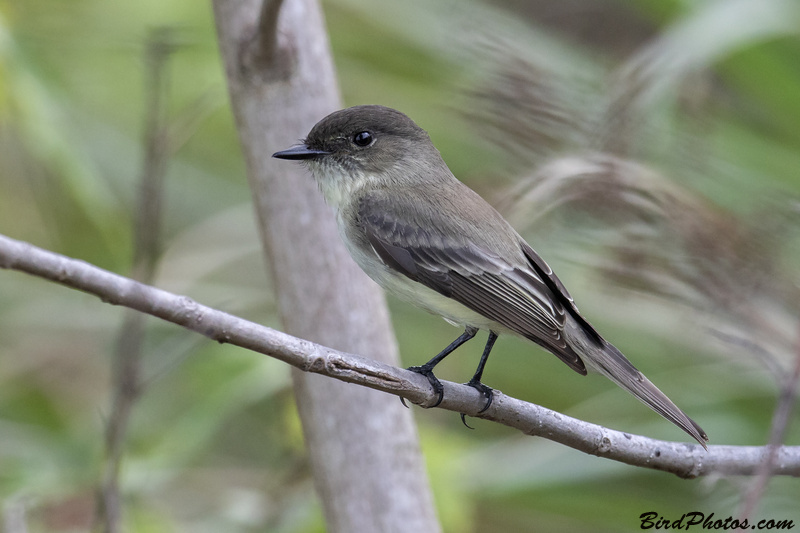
(273, 105), (707, 447)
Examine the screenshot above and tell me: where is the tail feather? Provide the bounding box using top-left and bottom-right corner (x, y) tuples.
(565, 321), (708, 448)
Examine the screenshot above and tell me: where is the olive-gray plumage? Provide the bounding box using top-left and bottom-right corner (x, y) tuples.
(273, 105), (707, 447)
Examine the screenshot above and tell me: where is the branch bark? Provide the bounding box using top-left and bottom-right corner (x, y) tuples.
(2, 233), (798, 479)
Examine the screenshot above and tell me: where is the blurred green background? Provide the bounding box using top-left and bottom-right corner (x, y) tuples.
(1, 0), (799, 531)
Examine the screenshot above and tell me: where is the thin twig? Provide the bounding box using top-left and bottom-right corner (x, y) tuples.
(94, 27), (178, 533)
(736, 323), (800, 528)
(2, 233), (799, 478)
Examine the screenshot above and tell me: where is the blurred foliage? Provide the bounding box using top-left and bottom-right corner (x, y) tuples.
(1, 0), (799, 531)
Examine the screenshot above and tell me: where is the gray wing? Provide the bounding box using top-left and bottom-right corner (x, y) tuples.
(358, 191), (709, 446)
(358, 194), (588, 375)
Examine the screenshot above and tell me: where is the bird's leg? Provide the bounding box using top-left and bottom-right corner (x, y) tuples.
(465, 331), (498, 413)
(407, 326), (478, 407)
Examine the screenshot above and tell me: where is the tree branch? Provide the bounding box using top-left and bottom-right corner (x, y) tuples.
(214, 1), (439, 528)
(2, 232), (798, 479)
(238, 0), (294, 80)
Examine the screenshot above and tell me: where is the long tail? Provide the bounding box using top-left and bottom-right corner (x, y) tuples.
(565, 321), (708, 448)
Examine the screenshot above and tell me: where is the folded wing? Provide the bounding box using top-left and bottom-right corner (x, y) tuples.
(359, 192), (587, 375)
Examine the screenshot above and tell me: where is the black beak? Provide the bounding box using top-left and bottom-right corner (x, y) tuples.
(272, 144), (331, 160)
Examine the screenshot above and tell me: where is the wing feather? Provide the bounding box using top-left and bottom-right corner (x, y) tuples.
(360, 193), (586, 374)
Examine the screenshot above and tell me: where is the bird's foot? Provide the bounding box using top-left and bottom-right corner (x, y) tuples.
(406, 365), (445, 408)
(467, 378), (494, 412)
(459, 379), (494, 428)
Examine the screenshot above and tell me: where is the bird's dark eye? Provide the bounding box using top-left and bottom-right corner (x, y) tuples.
(352, 131), (373, 147)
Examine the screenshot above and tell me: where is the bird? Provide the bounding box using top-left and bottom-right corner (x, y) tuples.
(272, 104), (707, 447)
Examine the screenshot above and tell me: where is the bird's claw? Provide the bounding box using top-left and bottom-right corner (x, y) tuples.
(407, 365), (444, 407)
(459, 379), (494, 429)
